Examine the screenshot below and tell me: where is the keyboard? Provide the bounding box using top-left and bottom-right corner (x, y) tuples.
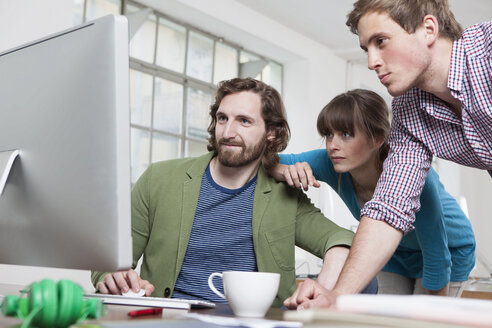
(83, 292), (216, 310)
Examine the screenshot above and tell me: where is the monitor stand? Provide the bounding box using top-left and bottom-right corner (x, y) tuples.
(0, 149), (19, 196)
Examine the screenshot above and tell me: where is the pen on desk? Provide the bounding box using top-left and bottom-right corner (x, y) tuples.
(128, 308), (163, 317)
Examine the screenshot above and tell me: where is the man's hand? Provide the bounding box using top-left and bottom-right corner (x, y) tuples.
(284, 279), (338, 310)
(96, 269), (155, 296)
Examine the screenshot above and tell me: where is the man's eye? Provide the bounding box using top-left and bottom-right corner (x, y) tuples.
(241, 119), (251, 124)
(376, 37), (386, 46)
(217, 116), (226, 121)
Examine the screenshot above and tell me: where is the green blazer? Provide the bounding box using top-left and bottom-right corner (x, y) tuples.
(92, 152), (354, 307)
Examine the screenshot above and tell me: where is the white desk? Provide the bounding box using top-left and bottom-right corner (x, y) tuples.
(2, 283), (491, 328)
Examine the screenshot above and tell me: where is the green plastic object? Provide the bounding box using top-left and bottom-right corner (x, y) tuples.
(1, 279), (105, 328)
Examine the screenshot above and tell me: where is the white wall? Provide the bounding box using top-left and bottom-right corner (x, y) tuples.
(0, 0), (73, 52)
(438, 160), (492, 277)
(462, 167), (492, 277)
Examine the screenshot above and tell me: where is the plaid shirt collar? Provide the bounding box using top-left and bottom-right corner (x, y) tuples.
(448, 37), (465, 97)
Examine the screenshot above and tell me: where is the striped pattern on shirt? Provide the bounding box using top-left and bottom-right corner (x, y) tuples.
(172, 165), (258, 302)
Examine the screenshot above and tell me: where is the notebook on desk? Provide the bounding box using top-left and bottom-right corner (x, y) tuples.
(83, 293), (215, 310)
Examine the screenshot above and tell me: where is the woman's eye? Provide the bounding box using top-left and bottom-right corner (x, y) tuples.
(342, 132), (352, 137)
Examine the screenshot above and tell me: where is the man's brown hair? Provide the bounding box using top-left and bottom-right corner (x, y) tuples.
(346, 0), (463, 41)
(207, 78), (290, 170)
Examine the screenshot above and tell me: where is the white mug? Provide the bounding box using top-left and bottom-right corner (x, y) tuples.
(208, 271), (280, 317)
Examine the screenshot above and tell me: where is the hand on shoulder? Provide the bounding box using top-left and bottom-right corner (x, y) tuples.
(271, 162), (320, 191)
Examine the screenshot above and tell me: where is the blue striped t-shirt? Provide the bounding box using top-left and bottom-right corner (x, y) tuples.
(172, 164), (258, 302)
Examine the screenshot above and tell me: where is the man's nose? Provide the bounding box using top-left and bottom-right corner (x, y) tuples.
(367, 49), (382, 71)
(222, 121), (237, 139)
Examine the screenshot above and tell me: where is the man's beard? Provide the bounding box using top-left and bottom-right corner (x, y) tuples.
(216, 134), (267, 167)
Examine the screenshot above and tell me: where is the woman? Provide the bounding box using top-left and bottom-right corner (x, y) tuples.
(273, 89), (475, 296)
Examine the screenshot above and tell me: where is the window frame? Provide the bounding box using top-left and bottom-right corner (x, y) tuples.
(77, 0), (283, 181)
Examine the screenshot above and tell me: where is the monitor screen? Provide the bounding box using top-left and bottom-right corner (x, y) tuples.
(0, 15), (132, 272)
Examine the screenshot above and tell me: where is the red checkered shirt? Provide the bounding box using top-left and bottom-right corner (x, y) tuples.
(361, 21), (492, 233)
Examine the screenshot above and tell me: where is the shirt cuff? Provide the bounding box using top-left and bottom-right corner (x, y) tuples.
(421, 263), (451, 291)
(361, 200), (415, 233)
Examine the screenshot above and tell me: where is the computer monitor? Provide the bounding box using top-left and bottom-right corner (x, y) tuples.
(0, 15), (132, 272)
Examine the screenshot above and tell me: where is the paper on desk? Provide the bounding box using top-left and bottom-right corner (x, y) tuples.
(182, 313), (302, 328)
(337, 294), (492, 327)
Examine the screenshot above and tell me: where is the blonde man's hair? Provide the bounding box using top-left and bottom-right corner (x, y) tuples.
(346, 0), (463, 41)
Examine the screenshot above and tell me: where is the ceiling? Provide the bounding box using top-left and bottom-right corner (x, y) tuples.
(235, 0), (492, 60)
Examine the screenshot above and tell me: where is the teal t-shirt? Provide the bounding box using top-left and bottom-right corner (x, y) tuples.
(280, 149), (476, 290)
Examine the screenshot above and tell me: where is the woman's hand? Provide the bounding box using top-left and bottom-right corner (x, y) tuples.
(425, 284), (449, 296)
(274, 162), (320, 191)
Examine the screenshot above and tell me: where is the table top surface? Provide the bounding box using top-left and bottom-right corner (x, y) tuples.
(461, 278), (492, 300)
(0, 283), (285, 327)
(2, 282), (492, 327)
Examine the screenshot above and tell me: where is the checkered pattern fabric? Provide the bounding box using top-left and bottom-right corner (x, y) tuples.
(362, 21), (492, 233)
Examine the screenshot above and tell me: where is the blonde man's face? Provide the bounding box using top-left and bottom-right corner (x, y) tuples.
(357, 11), (431, 97)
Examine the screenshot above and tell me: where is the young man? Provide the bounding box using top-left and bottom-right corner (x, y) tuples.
(285, 0), (491, 309)
(92, 78), (359, 307)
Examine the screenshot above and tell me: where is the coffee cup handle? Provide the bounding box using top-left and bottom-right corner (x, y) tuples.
(208, 272), (226, 299)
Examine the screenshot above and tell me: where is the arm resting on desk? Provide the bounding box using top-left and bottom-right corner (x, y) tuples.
(317, 246), (350, 290)
(333, 217), (402, 294)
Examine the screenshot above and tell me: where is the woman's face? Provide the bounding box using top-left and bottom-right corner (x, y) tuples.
(325, 125), (382, 175)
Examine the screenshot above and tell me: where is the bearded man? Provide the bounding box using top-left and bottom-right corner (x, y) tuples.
(91, 78), (366, 307)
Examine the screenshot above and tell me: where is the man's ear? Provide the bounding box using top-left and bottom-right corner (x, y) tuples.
(266, 128), (276, 141)
(422, 14), (439, 46)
